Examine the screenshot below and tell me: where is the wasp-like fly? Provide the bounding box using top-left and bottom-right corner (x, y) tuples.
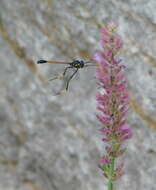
(37, 59), (96, 94)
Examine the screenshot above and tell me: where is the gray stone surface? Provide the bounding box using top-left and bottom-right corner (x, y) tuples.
(0, 0), (156, 189)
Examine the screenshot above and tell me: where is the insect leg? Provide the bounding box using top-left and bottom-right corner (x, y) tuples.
(66, 68), (79, 90)
(48, 66), (72, 81)
(49, 75), (63, 81)
(63, 66), (73, 76)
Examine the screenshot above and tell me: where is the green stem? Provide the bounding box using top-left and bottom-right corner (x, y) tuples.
(108, 157), (115, 190)
(108, 179), (113, 190)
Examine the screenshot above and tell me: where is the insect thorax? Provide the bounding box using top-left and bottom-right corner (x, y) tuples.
(70, 60), (84, 68)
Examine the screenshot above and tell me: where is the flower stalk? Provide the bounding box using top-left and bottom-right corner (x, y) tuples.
(94, 23), (132, 190)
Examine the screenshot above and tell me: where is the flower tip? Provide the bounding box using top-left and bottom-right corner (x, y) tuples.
(107, 22), (118, 31)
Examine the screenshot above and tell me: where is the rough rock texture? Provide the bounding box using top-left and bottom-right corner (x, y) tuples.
(0, 0), (156, 190)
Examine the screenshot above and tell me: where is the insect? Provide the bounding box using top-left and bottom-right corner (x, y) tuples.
(37, 59), (96, 94)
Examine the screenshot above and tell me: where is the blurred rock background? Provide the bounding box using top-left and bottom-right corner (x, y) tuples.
(0, 0), (156, 190)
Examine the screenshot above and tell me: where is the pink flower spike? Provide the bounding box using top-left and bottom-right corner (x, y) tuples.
(101, 51), (113, 61)
(113, 58), (122, 65)
(93, 52), (104, 63)
(102, 138), (109, 142)
(100, 28), (110, 36)
(123, 131), (133, 140)
(114, 163), (125, 179)
(97, 115), (111, 124)
(116, 74), (125, 81)
(94, 23), (132, 184)
(99, 60), (108, 67)
(97, 106), (110, 115)
(100, 127), (112, 136)
(114, 36), (123, 50)
(120, 124), (131, 131)
(100, 156), (109, 164)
